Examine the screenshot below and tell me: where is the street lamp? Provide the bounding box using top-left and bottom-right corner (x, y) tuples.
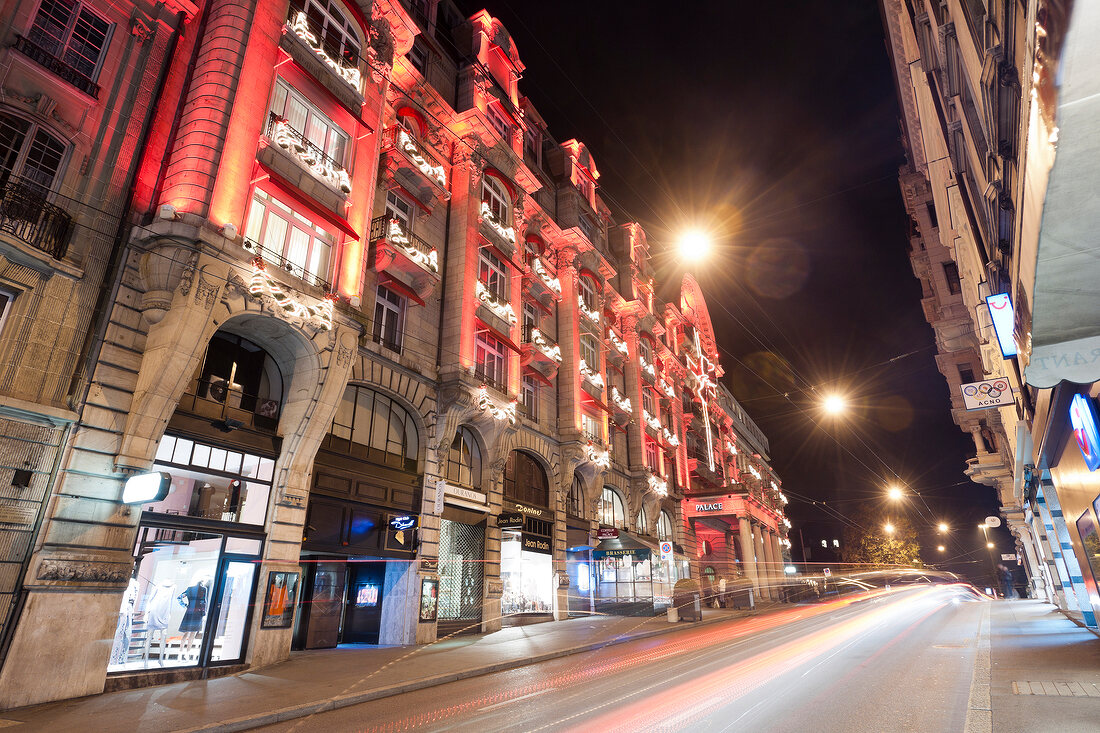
(678, 230), (711, 261)
(884, 522), (895, 535)
(937, 545), (945, 552)
(823, 394), (846, 416)
(986, 542), (995, 549)
(887, 486), (904, 501)
(979, 523), (999, 596)
(938, 522), (949, 533)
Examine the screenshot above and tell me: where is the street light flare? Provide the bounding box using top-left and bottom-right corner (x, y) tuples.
(937, 545), (945, 552)
(887, 486), (903, 501)
(823, 394), (846, 415)
(678, 229), (711, 261)
(986, 542), (995, 549)
(938, 522), (949, 533)
(884, 523), (895, 535)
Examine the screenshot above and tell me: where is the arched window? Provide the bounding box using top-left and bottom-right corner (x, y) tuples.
(578, 274), (598, 311)
(446, 426), (481, 488)
(397, 112), (421, 138)
(567, 474), (584, 517)
(657, 511), (673, 542)
(481, 174), (511, 224)
(599, 487), (625, 528)
(636, 508), (649, 535)
(503, 450), (549, 507)
(196, 332), (283, 420)
(0, 112), (67, 191)
(638, 335), (654, 365)
(327, 386), (419, 471)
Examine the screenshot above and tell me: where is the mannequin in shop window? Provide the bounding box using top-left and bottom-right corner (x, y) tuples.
(142, 580), (176, 662)
(109, 575), (140, 666)
(177, 574), (211, 660)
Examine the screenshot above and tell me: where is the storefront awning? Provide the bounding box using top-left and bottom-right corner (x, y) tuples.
(593, 532), (652, 559)
(1025, 3), (1100, 388)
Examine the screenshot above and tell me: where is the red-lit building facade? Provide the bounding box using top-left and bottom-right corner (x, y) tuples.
(0, 0), (788, 707)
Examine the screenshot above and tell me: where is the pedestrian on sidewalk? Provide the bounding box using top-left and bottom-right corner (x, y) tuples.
(997, 563), (1015, 599)
(717, 576), (727, 608)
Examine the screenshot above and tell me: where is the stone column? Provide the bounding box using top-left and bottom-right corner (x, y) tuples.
(768, 531), (784, 600)
(738, 516), (758, 598)
(754, 524), (770, 601)
(762, 530), (779, 601)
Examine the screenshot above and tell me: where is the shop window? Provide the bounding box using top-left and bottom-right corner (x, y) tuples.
(326, 385), (420, 472)
(26, 0), (112, 85)
(503, 450), (549, 508)
(0, 112), (67, 191)
(580, 333), (599, 370)
(567, 475), (584, 518)
(478, 246), (508, 301)
(521, 374), (538, 421)
(636, 508), (649, 535)
(148, 434), (276, 525)
(501, 528), (553, 616)
(578, 275), (598, 312)
(243, 189), (334, 284)
(474, 331), (506, 392)
(372, 285), (404, 352)
(385, 190), (414, 232)
(288, 0), (361, 66)
(481, 175), (511, 225)
(599, 487), (625, 529)
(270, 79), (350, 170)
(446, 426), (481, 489)
(657, 511), (673, 542)
(438, 517), (484, 623)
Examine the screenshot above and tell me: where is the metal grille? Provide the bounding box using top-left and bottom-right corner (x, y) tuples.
(437, 519), (483, 621)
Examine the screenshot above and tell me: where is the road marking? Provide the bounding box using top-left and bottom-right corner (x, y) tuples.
(964, 602), (992, 733)
(1013, 680), (1100, 696)
(480, 687), (555, 711)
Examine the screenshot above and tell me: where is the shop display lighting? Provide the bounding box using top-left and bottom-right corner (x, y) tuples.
(397, 130), (446, 187)
(249, 263), (333, 330)
(476, 281), (518, 325)
(386, 219), (438, 272)
(480, 201), (516, 244)
(290, 13), (362, 92)
(531, 258), (562, 295)
(476, 386), (518, 423)
(271, 117), (352, 193)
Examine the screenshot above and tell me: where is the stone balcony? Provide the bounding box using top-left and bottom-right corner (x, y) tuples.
(379, 126), (450, 209)
(369, 217), (440, 304)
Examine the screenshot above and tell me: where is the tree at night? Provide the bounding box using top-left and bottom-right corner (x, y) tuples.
(841, 508), (922, 567)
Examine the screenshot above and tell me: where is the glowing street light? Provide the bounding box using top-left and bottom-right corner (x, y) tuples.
(986, 542), (995, 549)
(938, 522), (949, 533)
(678, 230), (711, 261)
(887, 486), (904, 501)
(937, 545), (946, 552)
(884, 523), (895, 535)
(823, 394), (847, 416)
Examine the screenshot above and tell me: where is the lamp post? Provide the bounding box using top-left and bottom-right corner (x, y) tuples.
(979, 523), (999, 596)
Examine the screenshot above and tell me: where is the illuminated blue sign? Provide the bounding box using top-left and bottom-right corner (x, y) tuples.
(389, 515), (418, 531)
(1070, 394), (1100, 472)
(986, 294), (1017, 357)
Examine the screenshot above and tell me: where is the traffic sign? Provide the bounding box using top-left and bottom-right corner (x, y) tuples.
(822, 567), (831, 577)
(660, 541), (673, 561)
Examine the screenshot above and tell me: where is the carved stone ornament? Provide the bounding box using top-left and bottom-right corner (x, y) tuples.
(37, 559), (133, 584)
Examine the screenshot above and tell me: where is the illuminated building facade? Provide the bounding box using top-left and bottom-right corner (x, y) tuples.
(882, 0), (1100, 622)
(0, 0), (786, 706)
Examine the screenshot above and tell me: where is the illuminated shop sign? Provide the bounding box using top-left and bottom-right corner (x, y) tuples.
(522, 534), (552, 554)
(694, 502), (724, 512)
(122, 472), (171, 504)
(986, 294), (1018, 358)
(1070, 393), (1100, 471)
(389, 515), (419, 531)
(497, 512), (525, 529)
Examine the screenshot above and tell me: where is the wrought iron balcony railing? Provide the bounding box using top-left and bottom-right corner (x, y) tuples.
(241, 237), (331, 291)
(381, 127), (447, 189)
(370, 216), (437, 268)
(0, 175), (73, 259)
(13, 34), (100, 98)
(267, 113), (352, 194)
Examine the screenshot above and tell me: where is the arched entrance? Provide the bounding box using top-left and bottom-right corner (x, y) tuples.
(499, 450), (554, 625)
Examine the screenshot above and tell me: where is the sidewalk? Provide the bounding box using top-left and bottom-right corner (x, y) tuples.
(987, 599), (1100, 733)
(0, 605), (756, 732)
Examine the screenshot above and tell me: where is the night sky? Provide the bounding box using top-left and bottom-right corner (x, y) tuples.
(456, 1), (1014, 582)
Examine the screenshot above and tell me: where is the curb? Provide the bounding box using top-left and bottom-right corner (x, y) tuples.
(180, 610), (753, 732)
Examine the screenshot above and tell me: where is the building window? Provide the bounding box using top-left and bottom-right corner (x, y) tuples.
(645, 439), (658, 472)
(0, 113), (67, 191)
(478, 246), (508, 301)
(567, 475), (584, 517)
(578, 275), (598, 312)
(599, 487), (625, 528)
(523, 237), (542, 265)
(243, 189), (334, 283)
(407, 37), (429, 75)
(958, 366), (976, 384)
(446, 426), (481, 489)
(521, 374), (538, 421)
(578, 215), (595, 242)
(580, 333), (599, 370)
(475, 331), (507, 391)
(481, 175), (511, 225)
(581, 411), (601, 442)
(641, 389), (655, 417)
(326, 385), (420, 471)
(288, 0), (361, 65)
(636, 508), (649, 535)
(575, 172), (593, 203)
(523, 127), (541, 166)
(487, 105), (512, 141)
(503, 450), (549, 507)
(270, 79), (350, 170)
(385, 190), (414, 232)
(638, 336), (653, 365)
(372, 285), (404, 352)
(943, 262), (961, 295)
(656, 511), (673, 542)
(27, 0), (112, 83)
(522, 302), (538, 340)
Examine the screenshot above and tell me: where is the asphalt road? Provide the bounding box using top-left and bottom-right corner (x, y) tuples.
(257, 584), (986, 733)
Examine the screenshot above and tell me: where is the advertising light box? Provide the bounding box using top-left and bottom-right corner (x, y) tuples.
(986, 293), (1018, 357)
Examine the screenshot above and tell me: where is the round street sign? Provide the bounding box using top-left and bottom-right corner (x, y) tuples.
(985, 516), (1002, 528)
(660, 541), (672, 555)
